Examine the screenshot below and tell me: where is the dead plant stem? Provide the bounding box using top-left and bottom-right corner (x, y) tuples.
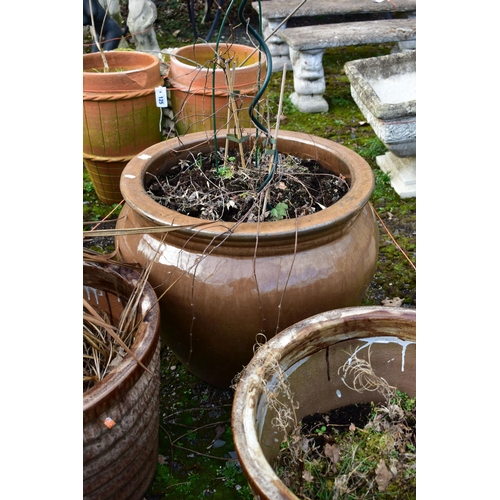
(273, 64), (287, 141)
(170, 420), (230, 445)
(83, 301), (152, 375)
(370, 202), (416, 271)
(171, 443), (230, 461)
(265, 63), (287, 207)
(88, 0), (109, 71)
(274, 214), (298, 334)
(226, 61), (246, 165)
(164, 405), (233, 421)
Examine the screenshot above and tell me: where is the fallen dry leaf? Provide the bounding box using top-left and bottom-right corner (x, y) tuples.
(213, 425), (225, 440)
(302, 469), (314, 482)
(375, 459), (393, 491)
(108, 346), (126, 368)
(381, 297), (404, 307)
(207, 425), (225, 449)
(300, 437), (310, 454)
(324, 443), (340, 463)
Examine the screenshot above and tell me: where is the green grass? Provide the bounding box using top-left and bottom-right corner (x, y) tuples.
(83, 169), (122, 222)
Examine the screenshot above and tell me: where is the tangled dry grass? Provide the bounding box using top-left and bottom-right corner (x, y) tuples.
(83, 250), (155, 392)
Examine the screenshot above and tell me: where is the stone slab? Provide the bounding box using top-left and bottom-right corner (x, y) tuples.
(252, 0), (416, 20)
(277, 18), (416, 51)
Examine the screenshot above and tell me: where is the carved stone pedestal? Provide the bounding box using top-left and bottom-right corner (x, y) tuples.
(345, 50), (416, 198)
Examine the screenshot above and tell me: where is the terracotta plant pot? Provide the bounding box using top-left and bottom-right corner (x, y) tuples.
(83, 51), (163, 204)
(115, 130), (378, 388)
(83, 260), (161, 500)
(231, 306), (416, 500)
(167, 43), (266, 135)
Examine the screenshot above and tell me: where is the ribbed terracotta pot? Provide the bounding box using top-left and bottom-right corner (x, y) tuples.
(168, 43), (266, 135)
(83, 51), (163, 204)
(83, 260), (161, 500)
(232, 306), (416, 500)
(115, 129), (378, 388)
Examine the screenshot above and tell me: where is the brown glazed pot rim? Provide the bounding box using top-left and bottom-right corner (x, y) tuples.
(119, 130), (375, 240)
(83, 261), (160, 420)
(231, 306), (416, 500)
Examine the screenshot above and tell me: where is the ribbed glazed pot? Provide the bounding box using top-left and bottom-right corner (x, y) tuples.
(231, 306), (416, 500)
(83, 51), (163, 204)
(83, 260), (161, 500)
(115, 129), (378, 388)
(168, 43), (266, 134)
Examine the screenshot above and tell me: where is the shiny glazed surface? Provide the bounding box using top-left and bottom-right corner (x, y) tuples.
(231, 306), (416, 500)
(116, 130), (378, 388)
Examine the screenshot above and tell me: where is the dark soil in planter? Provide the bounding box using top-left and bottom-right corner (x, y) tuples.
(301, 402), (373, 437)
(146, 150), (349, 222)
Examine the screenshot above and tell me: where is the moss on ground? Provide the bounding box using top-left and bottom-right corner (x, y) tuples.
(83, 170), (122, 222)
(146, 346), (253, 500)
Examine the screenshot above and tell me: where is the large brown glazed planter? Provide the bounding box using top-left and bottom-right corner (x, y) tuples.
(83, 260), (160, 500)
(115, 130), (378, 388)
(83, 51), (163, 204)
(231, 306), (416, 500)
(168, 43), (266, 135)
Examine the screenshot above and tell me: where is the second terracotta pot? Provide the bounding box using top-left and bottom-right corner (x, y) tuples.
(115, 130), (379, 388)
(167, 43), (266, 135)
